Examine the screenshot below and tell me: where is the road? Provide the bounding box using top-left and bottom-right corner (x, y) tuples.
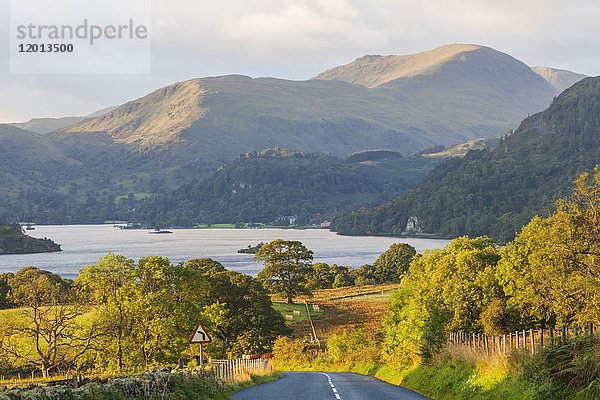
(232, 372), (430, 400)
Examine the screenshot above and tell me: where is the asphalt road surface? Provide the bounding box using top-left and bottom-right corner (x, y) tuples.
(232, 372), (431, 400)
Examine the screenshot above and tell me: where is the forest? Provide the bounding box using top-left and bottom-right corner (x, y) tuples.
(333, 76), (600, 242)
(134, 149), (437, 227)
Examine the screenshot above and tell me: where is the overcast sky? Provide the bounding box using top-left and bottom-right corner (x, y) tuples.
(1, 0), (599, 122)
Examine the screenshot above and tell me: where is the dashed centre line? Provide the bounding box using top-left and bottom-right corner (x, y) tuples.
(322, 373), (342, 399)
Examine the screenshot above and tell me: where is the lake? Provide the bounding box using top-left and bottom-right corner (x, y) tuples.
(0, 225), (450, 278)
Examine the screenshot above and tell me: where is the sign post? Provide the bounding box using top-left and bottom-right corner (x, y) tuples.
(189, 323), (212, 368)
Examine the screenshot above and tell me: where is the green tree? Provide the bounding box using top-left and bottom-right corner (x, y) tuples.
(0, 273), (13, 309)
(3, 267), (96, 378)
(306, 263), (334, 290)
(497, 167), (600, 326)
(131, 256), (179, 369)
(255, 239), (314, 304)
(373, 243), (417, 283)
(331, 265), (355, 288)
(76, 254), (136, 371)
(382, 237), (502, 366)
(352, 264), (378, 286)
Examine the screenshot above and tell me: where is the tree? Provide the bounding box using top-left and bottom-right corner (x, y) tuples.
(497, 167), (600, 326)
(382, 237), (502, 366)
(0, 273), (13, 309)
(331, 265), (355, 288)
(352, 264), (378, 286)
(255, 239), (313, 303)
(76, 254), (136, 371)
(306, 263), (334, 290)
(373, 243), (417, 283)
(180, 259), (289, 358)
(130, 256), (179, 369)
(3, 267), (97, 378)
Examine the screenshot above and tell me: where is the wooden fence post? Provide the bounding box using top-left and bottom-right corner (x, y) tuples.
(530, 329), (535, 354)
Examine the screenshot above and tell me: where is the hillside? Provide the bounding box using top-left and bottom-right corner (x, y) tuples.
(422, 138), (499, 158)
(9, 106), (115, 134)
(135, 149), (440, 226)
(333, 76), (600, 241)
(0, 222), (61, 254)
(314, 44), (484, 87)
(0, 44), (586, 225)
(60, 44), (559, 161)
(532, 66), (587, 93)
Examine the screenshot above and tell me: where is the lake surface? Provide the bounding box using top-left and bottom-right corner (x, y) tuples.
(0, 225), (450, 278)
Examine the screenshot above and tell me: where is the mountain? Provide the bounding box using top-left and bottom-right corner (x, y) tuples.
(60, 44), (558, 162)
(532, 66), (587, 93)
(9, 106), (115, 134)
(134, 148), (441, 226)
(0, 44), (583, 225)
(333, 76), (600, 242)
(0, 222), (61, 254)
(315, 44), (493, 87)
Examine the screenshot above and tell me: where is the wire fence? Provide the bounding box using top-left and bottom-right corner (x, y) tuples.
(447, 324), (597, 355)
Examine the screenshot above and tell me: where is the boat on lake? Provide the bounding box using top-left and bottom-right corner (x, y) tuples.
(149, 228), (173, 234)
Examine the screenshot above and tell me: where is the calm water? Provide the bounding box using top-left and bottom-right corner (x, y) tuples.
(0, 225), (450, 278)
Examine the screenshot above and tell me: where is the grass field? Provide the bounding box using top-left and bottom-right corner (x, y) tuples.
(271, 302), (324, 325)
(271, 284), (401, 341)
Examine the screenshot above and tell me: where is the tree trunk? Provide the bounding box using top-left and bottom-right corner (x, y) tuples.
(287, 295), (294, 304)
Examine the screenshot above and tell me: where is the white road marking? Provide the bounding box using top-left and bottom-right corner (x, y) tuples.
(322, 373), (342, 399)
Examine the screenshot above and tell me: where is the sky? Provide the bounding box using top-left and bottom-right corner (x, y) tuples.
(1, 0), (599, 122)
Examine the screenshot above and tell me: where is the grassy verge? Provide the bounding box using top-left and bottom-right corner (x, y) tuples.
(272, 338), (599, 400)
(0, 371), (283, 400)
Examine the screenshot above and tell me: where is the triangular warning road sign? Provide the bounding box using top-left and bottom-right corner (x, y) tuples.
(190, 323), (212, 344)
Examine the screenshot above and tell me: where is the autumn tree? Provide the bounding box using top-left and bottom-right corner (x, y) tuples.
(255, 239), (313, 303)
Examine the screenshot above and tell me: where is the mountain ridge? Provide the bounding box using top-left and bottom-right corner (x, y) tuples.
(8, 106), (116, 134)
(531, 66), (587, 93)
(313, 44), (487, 87)
(59, 44), (562, 162)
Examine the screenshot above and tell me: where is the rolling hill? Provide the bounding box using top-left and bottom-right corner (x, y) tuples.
(333, 76), (600, 241)
(59, 44), (561, 162)
(134, 149), (441, 226)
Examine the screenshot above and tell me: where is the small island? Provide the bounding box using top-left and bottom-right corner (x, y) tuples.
(237, 242), (264, 254)
(0, 222), (62, 255)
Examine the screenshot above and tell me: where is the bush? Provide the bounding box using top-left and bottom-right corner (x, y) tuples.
(271, 337), (314, 370)
(326, 330), (378, 365)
